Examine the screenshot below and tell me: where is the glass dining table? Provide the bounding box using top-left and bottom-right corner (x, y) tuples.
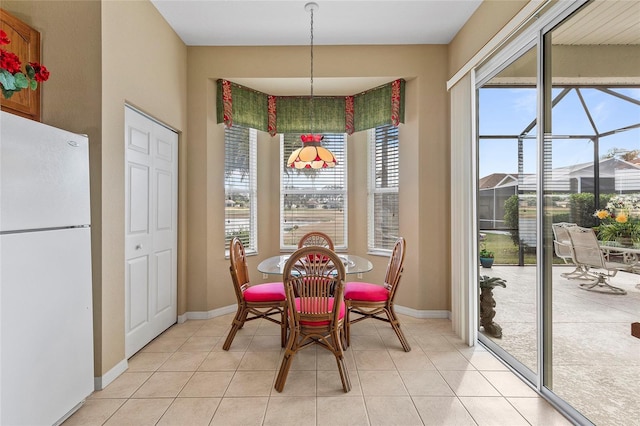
(257, 253), (373, 276)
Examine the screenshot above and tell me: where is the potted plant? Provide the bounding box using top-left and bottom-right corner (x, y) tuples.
(479, 246), (494, 268)
(594, 204), (640, 247)
(479, 275), (506, 338)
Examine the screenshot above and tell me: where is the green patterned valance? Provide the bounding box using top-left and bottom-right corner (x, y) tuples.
(353, 81), (405, 132)
(216, 79), (405, 135)
(216, 80), (269, 130)
(276, 96), (346, 133)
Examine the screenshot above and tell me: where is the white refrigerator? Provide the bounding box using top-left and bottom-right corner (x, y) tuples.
(0, 111), (94, 425)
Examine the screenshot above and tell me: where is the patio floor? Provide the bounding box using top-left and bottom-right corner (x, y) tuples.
(481, 264), (640, 426)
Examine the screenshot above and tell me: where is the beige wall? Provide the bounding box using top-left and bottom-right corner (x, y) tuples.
(448, 0), (529, 79)
(187, 45), (451, 313)
(0, 0), (543, 382)
(101, 0), (187, 376)
(3, 0), (188, 378)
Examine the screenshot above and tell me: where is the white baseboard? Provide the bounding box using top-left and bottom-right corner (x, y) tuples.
(184, 304), (237, 320)
(54, 400), (86, 426)
(181, 304), (449, 321)
(395, 305), (451, 319)
(94, 358), (128, 391)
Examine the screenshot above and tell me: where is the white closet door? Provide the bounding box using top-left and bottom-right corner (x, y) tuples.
(124, 106), (178, 358)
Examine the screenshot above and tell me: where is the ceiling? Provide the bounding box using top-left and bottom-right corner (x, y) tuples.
(150, 0), (482, 95)
(150, 0), (482, 46)
(553, 0), (640, 45)
(150, 1), (640, 94)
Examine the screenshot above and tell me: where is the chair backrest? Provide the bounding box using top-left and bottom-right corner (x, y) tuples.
(298, 231), (335, 251)
(566, 225), (605, 268)
(552, 222), (577, 259)
(384, 237), (406, 301)
(283, 246), (346, 328)
(229, 237), (251, 299)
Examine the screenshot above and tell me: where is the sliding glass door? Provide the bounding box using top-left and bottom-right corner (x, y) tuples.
(475, 1), (640, 424)
(477, 45), (539, 378)
(545, 3), (640, 424)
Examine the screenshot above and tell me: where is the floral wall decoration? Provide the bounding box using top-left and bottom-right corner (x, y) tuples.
(216, 78), (405, 136)
(0, 29), (49, 100)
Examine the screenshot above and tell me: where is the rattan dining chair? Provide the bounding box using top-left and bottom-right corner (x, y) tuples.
(274, 246), (351, 393)
(298, 231), (335, 251)
(223, 237), (287, 350)
(344, 237), (411, 352)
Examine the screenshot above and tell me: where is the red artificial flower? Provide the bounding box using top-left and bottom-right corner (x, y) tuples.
(0, 30), (50, 99)
(0, 30), (10, 45)
(0, 49), (22, 74)
(29, 62), (50, 82)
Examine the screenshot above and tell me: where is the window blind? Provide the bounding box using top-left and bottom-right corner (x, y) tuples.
(369, 124), (400, 251)
(225, 126), (257, 254)
(281, 133), (348, 250)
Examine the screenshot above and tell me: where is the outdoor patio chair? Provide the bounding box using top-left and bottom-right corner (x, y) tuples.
(344, 237), (411, 352)
(566, 226), (627, 295)
(552, 222), (594, 280)
(275, 246), (351, 393)
(223, 237), (288, 350)
(298, 231), (335, 251)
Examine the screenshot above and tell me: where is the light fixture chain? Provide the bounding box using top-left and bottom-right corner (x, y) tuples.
(287, 2), (336, 169)
(310, 4), (314, 135)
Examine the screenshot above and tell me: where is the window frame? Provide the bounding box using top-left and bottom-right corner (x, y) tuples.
(224, 125), (258, 256)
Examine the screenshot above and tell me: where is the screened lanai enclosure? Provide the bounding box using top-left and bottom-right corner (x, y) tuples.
(474, 1), (640, 425)
(479, 83), (640, 264)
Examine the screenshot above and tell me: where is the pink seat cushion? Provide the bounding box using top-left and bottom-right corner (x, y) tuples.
(294, 297), (345, 326)
(344, 282), (389, 302)
(244, 282), (286, 302)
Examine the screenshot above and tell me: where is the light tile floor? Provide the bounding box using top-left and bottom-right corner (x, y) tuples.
(63, 314), (570, 426)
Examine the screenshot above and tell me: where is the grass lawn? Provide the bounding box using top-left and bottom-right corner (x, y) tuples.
(481, 232), (563, 265)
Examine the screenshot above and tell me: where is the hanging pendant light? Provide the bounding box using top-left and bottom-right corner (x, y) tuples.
(287, 2), (337, 169)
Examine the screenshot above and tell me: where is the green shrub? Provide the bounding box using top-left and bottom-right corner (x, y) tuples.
(568, 192), (614, 227)
(552, 212), (571, 223)
(569, 193), (595, 226)
(504, 194), (520, 246)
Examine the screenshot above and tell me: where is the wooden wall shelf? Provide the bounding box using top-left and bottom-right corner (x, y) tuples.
(1, 8), (41, 122)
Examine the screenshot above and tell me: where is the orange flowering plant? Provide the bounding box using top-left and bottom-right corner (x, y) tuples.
(0, 29), (49, 99)
(594, 195), (640, 243)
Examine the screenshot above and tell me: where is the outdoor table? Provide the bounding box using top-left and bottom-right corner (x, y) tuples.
(599, 241), (640, 289)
